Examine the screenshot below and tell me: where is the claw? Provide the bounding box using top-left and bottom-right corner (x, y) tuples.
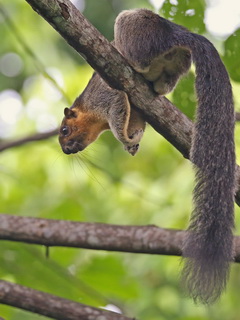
(125, 143), (139, 156)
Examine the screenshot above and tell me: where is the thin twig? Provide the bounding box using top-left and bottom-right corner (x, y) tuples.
(0, 110), (239, 153)
(0, 5), (71, 105)
(0, 129), (58, 152)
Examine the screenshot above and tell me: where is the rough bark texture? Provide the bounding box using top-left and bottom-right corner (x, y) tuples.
(1, 214), (240, 262)
(0, 280), (134, 320)
(0, 214), (183, 256)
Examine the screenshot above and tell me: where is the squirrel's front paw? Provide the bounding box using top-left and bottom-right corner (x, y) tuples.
(125, 143), (139, 156)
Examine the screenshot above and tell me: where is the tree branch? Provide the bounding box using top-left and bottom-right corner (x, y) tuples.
(0, 280), (133, 320)
(1, 214), (240, 262)
(0, 214), (183, 256)
(0, 129), (58, 152)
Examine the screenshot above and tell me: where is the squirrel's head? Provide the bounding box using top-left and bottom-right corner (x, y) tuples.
(59, 107), (109, 154)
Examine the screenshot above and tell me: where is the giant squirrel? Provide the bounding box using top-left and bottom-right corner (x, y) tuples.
(59, 9), (236, 304)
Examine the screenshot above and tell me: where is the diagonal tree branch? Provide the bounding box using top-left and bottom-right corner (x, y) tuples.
(24, 0), (240, 205)
(0, 129), (58, 152)
(25, 0), (192, 158)
(0, 280), (133, 320)
(1, 214), (240, 262)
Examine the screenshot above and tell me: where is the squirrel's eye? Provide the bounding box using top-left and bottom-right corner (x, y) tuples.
(61, 126), (70, 136)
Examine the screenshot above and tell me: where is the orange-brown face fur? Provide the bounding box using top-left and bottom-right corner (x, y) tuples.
(59, 107), (109, 154)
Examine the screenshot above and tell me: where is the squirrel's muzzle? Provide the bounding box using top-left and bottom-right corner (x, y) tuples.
(61, 139), (85, 154)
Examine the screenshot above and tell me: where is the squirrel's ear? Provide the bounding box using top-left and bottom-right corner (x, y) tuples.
(64, 107), (77, 119)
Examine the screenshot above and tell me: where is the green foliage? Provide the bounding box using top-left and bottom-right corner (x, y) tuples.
(161, 0), (205, 33)
(172, 72), (196, 119)
(0, 0), (240, 320)
(223, 28), (240, 82)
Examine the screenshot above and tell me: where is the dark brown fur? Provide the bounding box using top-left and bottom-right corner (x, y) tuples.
(59, 73), (145, 156)
(115, 9), (235, 304)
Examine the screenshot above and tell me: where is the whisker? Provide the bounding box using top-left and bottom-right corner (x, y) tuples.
(74, 153), (105, 190)
(51, 152), (64, 167)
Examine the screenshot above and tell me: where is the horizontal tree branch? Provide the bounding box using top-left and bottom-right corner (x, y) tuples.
(0, 129), (58, 152)
(0, 280), (133, 320)
(0, 214), (183, 256)
(24, 0), (240, 205)
(1, 214), (240, 262)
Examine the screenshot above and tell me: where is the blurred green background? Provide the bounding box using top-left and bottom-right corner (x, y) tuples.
(0, 0), (240, 319)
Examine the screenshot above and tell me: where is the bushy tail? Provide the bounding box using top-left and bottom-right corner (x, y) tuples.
(181, 34), (236, 304)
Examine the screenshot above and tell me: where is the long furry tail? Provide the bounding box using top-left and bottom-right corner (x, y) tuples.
(181, 33), (236, 304)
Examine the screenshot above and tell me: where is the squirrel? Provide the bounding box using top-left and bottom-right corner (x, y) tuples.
(59, 71), (145, 156)
(59, 9), (236, 304)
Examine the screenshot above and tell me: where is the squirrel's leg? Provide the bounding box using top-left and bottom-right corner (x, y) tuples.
(108, 92), (145, 155)
(142, 47), (191, 95)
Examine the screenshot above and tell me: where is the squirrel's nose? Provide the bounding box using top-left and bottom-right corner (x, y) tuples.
(62, 146), (74, 154)
(62, 140), (85, 154)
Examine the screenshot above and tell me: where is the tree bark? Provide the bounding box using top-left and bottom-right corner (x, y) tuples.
(0, 214), (183, 256)
(0, 280), (133, 320)
(1, 214), (240, 262)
